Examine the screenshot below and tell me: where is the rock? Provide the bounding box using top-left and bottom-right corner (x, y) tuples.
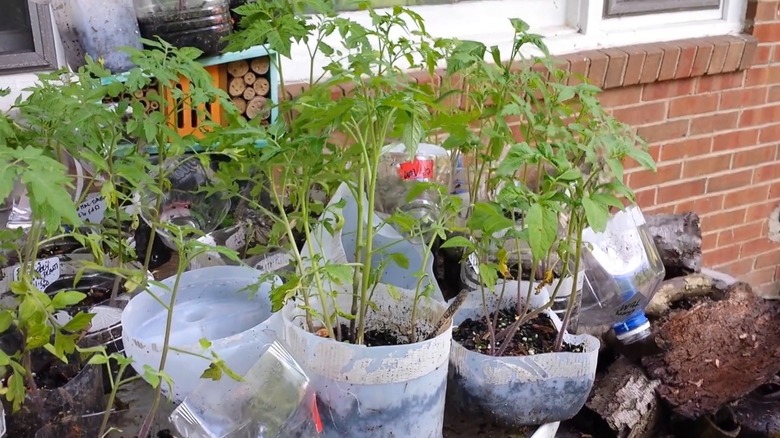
(645, 213), (702, 278)
(641, 282), (780, 419)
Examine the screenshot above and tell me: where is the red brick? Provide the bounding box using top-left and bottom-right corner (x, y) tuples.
(636, 120), (690, 144)
(722, 37), (747, 72)
(724, 185), (771, 208)
(682, 154), (732, 178)
(717, 258), (754, 276)
(691, 42), (715, 77)
(756, 44), (773, 65)
(697, 71), (745, 93)
(741, 237), (778, 257)
(719, 87), (767, 110)
(704, 208), (747, 233)
(639, 46), (664, 84)
(564, 55), (590, 86)
(746, 1), (780, 22)
(742, 266), (778, 287)
(690, 112), (739, 135)
(675, 42), (698, 79)
(760, 123), (780, 143)
(752, 23), (780, 44)
(706, 38), (731, 75)
(712, 130), (759, 152)
(745, 65), (780, 86)
(755, 248), (780, 269)
(708, 169), (753, 192)
(674, 194), (725, 215)
(602, 48), (628, 88)
(746, 202), (778, 222)
(739, 105), (780, 127)
(704, 244), (741, 266)
(734, 145), (777, 168)
(599, 86), (642, 107)
(613, 102), (667, 126)
(717, 221), (764, 248)
(622, 49), (646, 86)
(754, 162), (780, 183)
(628, 163), (682, 188)
(658, 44), (681, 81)
(739, 38), (758, 70)
(583, 51), (609, 87)
(657, 180), (706, 204)
(660, 137), (712, 161)
(643, 78), (696, 100)
(634, 188), (657, 208)
(768, 84), (780, 102)
(668, 94), (719, 118)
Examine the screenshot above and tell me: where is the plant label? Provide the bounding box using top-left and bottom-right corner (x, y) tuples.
(253, 251), (291, 274)
(226, 226), (247, 250)
(398, 158), (434, 181)
(13, 257), (61, 291)
(77, 192), (107, 223)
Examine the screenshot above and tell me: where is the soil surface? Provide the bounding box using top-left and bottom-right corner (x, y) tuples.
(453, 310), (583, 356)
(334, 324), (408, 347)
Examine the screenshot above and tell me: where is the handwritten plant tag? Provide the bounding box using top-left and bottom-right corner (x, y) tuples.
(13, 257), (61, 291)
(77, 192), (107, 223)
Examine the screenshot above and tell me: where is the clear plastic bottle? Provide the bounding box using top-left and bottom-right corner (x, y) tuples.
(375, 143), (452, 230)
(577, 206), (666, 347)
(133, 0), (232, 56)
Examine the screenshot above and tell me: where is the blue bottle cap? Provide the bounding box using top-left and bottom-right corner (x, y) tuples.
(612, 311), (649, 337)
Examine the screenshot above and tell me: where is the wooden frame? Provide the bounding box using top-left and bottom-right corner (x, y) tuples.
(604, 0), (721, 17)
(0, 1), (57, 73)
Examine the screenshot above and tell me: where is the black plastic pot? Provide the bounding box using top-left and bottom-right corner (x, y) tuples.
(4, 363), (104, 437)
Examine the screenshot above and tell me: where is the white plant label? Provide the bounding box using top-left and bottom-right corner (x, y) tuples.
(13, 257), (61, 291)
(77, 192), (107, 223)
(254, 252), (291, 274)
(225, 226), (247, 250)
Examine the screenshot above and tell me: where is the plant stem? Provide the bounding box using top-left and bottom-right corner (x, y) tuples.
(553, 215), (584, 352)
(98, 362), (138, 437)
(349, 169), (366, 343)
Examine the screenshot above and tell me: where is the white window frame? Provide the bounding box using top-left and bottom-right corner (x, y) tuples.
(281, 0), (747, 83)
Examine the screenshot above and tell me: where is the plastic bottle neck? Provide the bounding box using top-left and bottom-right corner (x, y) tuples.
(612, 311), (652, 345)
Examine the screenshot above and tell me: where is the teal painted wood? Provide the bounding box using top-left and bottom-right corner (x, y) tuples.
(104, 44), (278, 155)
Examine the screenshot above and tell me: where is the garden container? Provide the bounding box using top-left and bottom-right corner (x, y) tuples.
(121, 265), (283, 402)
(51, 0), (142, 72)
(133, 0), (232, 56)
(447, 280), (599, 427)
(281, 288), (452, 437)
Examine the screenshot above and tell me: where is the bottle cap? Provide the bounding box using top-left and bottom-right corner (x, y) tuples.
(613, 311), (650, 340)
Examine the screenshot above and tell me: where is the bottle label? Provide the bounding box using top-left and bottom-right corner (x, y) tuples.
(398, 158), (434, 181)
(13, 257), (61, 291)
(614, 294), (643, 319)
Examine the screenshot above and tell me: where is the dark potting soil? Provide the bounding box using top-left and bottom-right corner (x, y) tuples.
(335, 324), (409, 347)
(33, 360), (81, 390)
(453, 310), (584, 356)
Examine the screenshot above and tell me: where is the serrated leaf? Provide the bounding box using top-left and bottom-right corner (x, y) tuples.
(87, 354), (109, 365)
(478, 263), (498, 289)
(143, 364), (161, 388)
(63, 312), (95, 333)
(582, 195), (609, 232)
(0, 311), (13, 333)
(526, 203), (558, 261)
(322, 264), (353, 285)
(389, 252), (409, 270)
(440, 236), (474, 250)
(200, 362), (223, 381)
(51, 291), (86, 309)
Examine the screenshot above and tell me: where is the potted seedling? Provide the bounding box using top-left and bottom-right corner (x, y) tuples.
(438, 20), (656, 427)
(0, 102), (104, 436)
(222, 1), (462, 435)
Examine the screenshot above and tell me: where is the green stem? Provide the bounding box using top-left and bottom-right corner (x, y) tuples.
(553, 214), (584, 351)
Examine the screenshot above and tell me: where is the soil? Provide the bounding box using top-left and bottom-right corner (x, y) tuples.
(335, 324), (408, 347)
(453, 310), (584, 356)
(33, 361), (81, 390)
(137, 6), (232, 57)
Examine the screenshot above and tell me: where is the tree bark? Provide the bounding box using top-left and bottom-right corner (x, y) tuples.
(645, 213), (702, 278)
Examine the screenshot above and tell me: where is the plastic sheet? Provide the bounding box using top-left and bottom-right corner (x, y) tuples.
(170, 340), (322, 438)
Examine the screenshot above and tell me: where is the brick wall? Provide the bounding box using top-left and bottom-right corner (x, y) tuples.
(581, 0), (780, 295)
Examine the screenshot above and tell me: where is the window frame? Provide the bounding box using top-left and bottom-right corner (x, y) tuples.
(0, 1), (57, 74)
(604, 0), (721, 18)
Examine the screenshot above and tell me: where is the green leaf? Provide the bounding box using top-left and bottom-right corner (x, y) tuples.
(468, 202), (513, 236)
(51, 291), (86, 310)
(0, 311), (13, 333)
(389, 252), (409, 270)
(199, 338), (213, 350)
(440, 236), (475, 250)
(87, 354), (109, 366)
(509, 18), (530, 33)
(322, 264), (353, 285)
(63, 312), (95, 333)
(526, 203), (558, 261)
(143, 364), (161, 388)
(0, 350), (10, 366)
(386, 284), (402, 301)
(478, 263), (498, 289)
(582, 195), (609, 232)
(557, 168), (581, 182)
(200, 362), (223, 381)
